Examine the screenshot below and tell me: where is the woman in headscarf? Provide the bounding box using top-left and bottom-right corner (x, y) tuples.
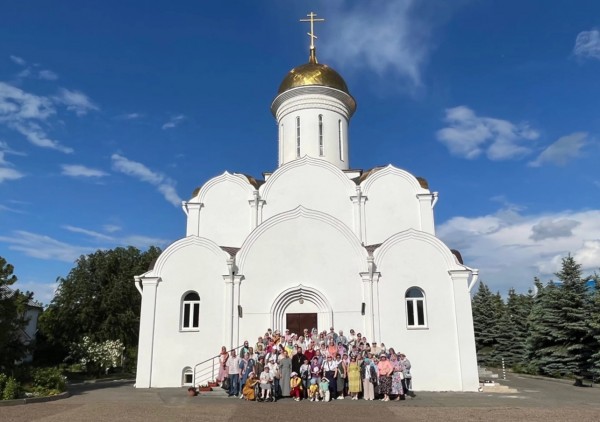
(242, 372), (259, 401)
(390, 353), (405, 400)
(361, 356), (377, 401)
(377, 353), (393, 401)
(240, 352), (256, 398)
(239, 352), (251, 396)
(347, 354), (362, 400)
(335, 353), (347, 399)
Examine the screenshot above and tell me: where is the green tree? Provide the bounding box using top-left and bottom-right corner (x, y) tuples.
(471, 281), (505, 366)
(589, 273), (600, 376)
(552, 255), (592, 376)
(495, 288), (533, 369)
(37, 246), (161, 367)
(0, 256), (33, 371)
(527, 256), (591, 376)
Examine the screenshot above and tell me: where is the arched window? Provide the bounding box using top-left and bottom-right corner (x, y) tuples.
(182, 366), (193, 386)
(318, 114), (324, 156)
(296, 116), (301, 158)
(181, 292), (200, 330)
(405, 287), (427, 328)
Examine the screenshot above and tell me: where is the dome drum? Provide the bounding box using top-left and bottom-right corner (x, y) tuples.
(272, 92), (353, 122)
(271, 85), (356, 118)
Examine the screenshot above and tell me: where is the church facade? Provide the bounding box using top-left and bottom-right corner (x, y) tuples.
(134, 28), (480, 392)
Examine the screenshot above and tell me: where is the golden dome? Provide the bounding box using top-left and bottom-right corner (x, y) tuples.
(277, 61), (350, 95)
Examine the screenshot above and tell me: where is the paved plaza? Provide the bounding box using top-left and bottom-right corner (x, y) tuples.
(1, 374), (599, 421)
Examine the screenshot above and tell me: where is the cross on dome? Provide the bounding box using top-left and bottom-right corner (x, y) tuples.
(299, 12), (325, 63)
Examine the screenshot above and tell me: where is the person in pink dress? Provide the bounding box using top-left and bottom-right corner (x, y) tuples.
(218, 346), (229, 384)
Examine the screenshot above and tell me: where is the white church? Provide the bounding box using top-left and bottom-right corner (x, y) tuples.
(134, 15), (480, 392)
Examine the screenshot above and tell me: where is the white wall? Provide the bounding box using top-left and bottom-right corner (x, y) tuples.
(374, 231), (478, 391)
(141, 237), (230, 387)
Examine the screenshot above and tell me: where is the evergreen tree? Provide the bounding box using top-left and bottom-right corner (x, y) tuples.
(552, 255), (591, 376)
(471, 282), (505, 366)
(527, 278), (560, 374)
(495, 288), (533, 369)
(587, 273), (600, 377)
(527, 257), (591, 376)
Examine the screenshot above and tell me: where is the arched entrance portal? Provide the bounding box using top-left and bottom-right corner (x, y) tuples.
(270, 285), (333, 333)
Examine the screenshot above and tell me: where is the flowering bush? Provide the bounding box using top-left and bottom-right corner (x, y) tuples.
(70, 336), (125, 374)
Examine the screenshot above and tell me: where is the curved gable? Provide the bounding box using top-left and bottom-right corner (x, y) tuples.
(259, 156), (355, 227)
(361, 164), (427, 195)
(237, 205), (367, 274)
(194, 172), (255, 246)
(374, 228), (464, 271)
(152, 236), (230, 276)
(361, 165), (430, 244)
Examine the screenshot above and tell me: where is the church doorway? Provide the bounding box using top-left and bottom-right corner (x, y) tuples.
(286, 313), (317, 335)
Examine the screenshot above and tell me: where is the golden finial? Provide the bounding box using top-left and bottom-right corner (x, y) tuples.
(300, 12), (325, 64)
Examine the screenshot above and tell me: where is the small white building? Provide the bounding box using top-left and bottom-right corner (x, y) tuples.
(134, 39), (480, 391)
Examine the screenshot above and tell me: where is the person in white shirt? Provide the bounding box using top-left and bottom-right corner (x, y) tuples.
(321, 355), (338, 400)
(226, 349), (241, 397)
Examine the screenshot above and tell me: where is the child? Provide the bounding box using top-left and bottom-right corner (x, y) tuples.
(290, 372), (303, 401)
(319, 377), (330, 402)
(308, 378), (320, 401)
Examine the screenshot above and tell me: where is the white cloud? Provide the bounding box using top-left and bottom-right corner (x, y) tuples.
(55, 88), (99, 116)
(321, 0), (433, 89)
(118, 112), (143, 120)
(121, 235), (170, 248)
(102, 224), (122, 233)
(573, 29), (600, 60)
(436, 106), (539, 160)
(62, 225), (115, 241)
(0, 82), (74, 153)
(0, 166), (24, 183)
(61, 164), (108, 178)
(111, 153), (182, 206)
(13, 122), (73, 153)
(10, 55), (26, 66)
(38, 69), (58, 80)
(161, 114), (185, 130)
(0, 230), (93, 262)
(0, 149), (25, 183)
(437, 208), (600, 293)
(528, 132), (588, 167)
(0, 82), (55, 120)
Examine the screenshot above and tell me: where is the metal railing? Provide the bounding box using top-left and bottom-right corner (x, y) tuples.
(193, 345), (243, 387)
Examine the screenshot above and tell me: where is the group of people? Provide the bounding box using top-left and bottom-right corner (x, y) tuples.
(216, 326), (413, 402)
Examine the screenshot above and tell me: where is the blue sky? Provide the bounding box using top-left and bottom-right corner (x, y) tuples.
(1, 0), (599, 304)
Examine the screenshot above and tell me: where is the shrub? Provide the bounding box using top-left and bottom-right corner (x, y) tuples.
(0, 373), (7, 396)
(32, 367), (67, 392)
(2, 376), (20, 400)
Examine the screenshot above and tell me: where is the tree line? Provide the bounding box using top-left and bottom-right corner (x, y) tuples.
(472, 255), (600, 378)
